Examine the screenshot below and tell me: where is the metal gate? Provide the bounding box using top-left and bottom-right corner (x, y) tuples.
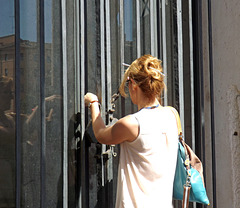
(73, 0), (197, 207)
(0, 0), (216, 207)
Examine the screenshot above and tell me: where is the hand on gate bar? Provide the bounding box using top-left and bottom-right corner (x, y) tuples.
(84, 92), (99, 109)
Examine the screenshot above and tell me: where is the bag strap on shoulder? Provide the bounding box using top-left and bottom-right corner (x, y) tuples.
(165, 106), (183, 139)
(165, 106), (191, 171)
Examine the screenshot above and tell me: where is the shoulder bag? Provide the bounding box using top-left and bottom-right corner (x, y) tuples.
(167, 107), (210, 208)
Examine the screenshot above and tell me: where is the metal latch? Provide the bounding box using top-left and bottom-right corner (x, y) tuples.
(102, 145), (117, 159)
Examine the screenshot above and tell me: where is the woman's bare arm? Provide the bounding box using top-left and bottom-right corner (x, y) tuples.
(84, 92), (139, 145)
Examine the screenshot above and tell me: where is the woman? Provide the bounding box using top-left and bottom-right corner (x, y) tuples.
(84, 54), (178, 208)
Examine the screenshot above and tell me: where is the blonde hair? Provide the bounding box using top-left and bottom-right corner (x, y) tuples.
(119, 54), (165, 101)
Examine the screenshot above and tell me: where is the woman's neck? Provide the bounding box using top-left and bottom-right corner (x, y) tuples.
(132, 84), (161, 111)
(137, 98), (160, 111)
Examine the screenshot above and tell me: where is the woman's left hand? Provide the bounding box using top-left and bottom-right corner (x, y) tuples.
(84, 92), (98, 107)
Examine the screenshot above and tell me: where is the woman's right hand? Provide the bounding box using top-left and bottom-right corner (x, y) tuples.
(84, 92), (98, 107)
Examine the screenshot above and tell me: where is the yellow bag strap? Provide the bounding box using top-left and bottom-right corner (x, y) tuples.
(165, 106), (191, 173)
(165, 106), (182, 136)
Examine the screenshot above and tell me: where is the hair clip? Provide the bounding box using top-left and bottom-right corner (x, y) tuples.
(122, 63), (131, 67)
(122, 63), (165, 77)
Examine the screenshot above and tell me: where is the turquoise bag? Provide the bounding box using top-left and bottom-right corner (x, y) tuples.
(173, 139), (210, 205)
(168, 107), (210, 206)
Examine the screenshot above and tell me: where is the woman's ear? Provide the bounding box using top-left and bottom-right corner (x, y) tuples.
(131, 80), (137, 91)
(130, 78), (137, 87)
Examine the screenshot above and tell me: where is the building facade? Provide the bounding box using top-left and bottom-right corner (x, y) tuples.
(0, 0), (239, 208)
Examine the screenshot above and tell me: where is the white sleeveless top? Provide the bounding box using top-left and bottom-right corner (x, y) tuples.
(115, 107), (178, 208)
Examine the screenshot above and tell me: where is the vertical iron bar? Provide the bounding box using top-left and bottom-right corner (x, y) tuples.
(79, 0), (86, 207)
(74, 1), (81, 207)
(161, 0), (168, 105)
(189, 0), (195, 153)
(188, 2), (196, 207)
(61, 0), (68, 207)
(105, 1), (114, 207)
(74, 0), (80, 113)
(157, 0), (162, 60)
(177, 0), (184, 132)
(208, 0), (216, 207)
(105, 0), (112, 105)
(100, 0), (106, 125)
(100, 0), (106, 188)
(154, 0), (158, 57)
(120, 0), (125, 117)
(197, 3), (208, 208)
(40, 0), (46, 207)
(106, 0), (112, 112)
(15, 0), (21, 207)
(80, 0), (86, 141)
(150, 0), (154, 55)
(150, 0), (157, 57)
(136, 0), (141, 57)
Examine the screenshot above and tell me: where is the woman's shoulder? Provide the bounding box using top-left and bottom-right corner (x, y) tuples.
(111, 114), (139, 143)
(117, 114), (139, 129)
